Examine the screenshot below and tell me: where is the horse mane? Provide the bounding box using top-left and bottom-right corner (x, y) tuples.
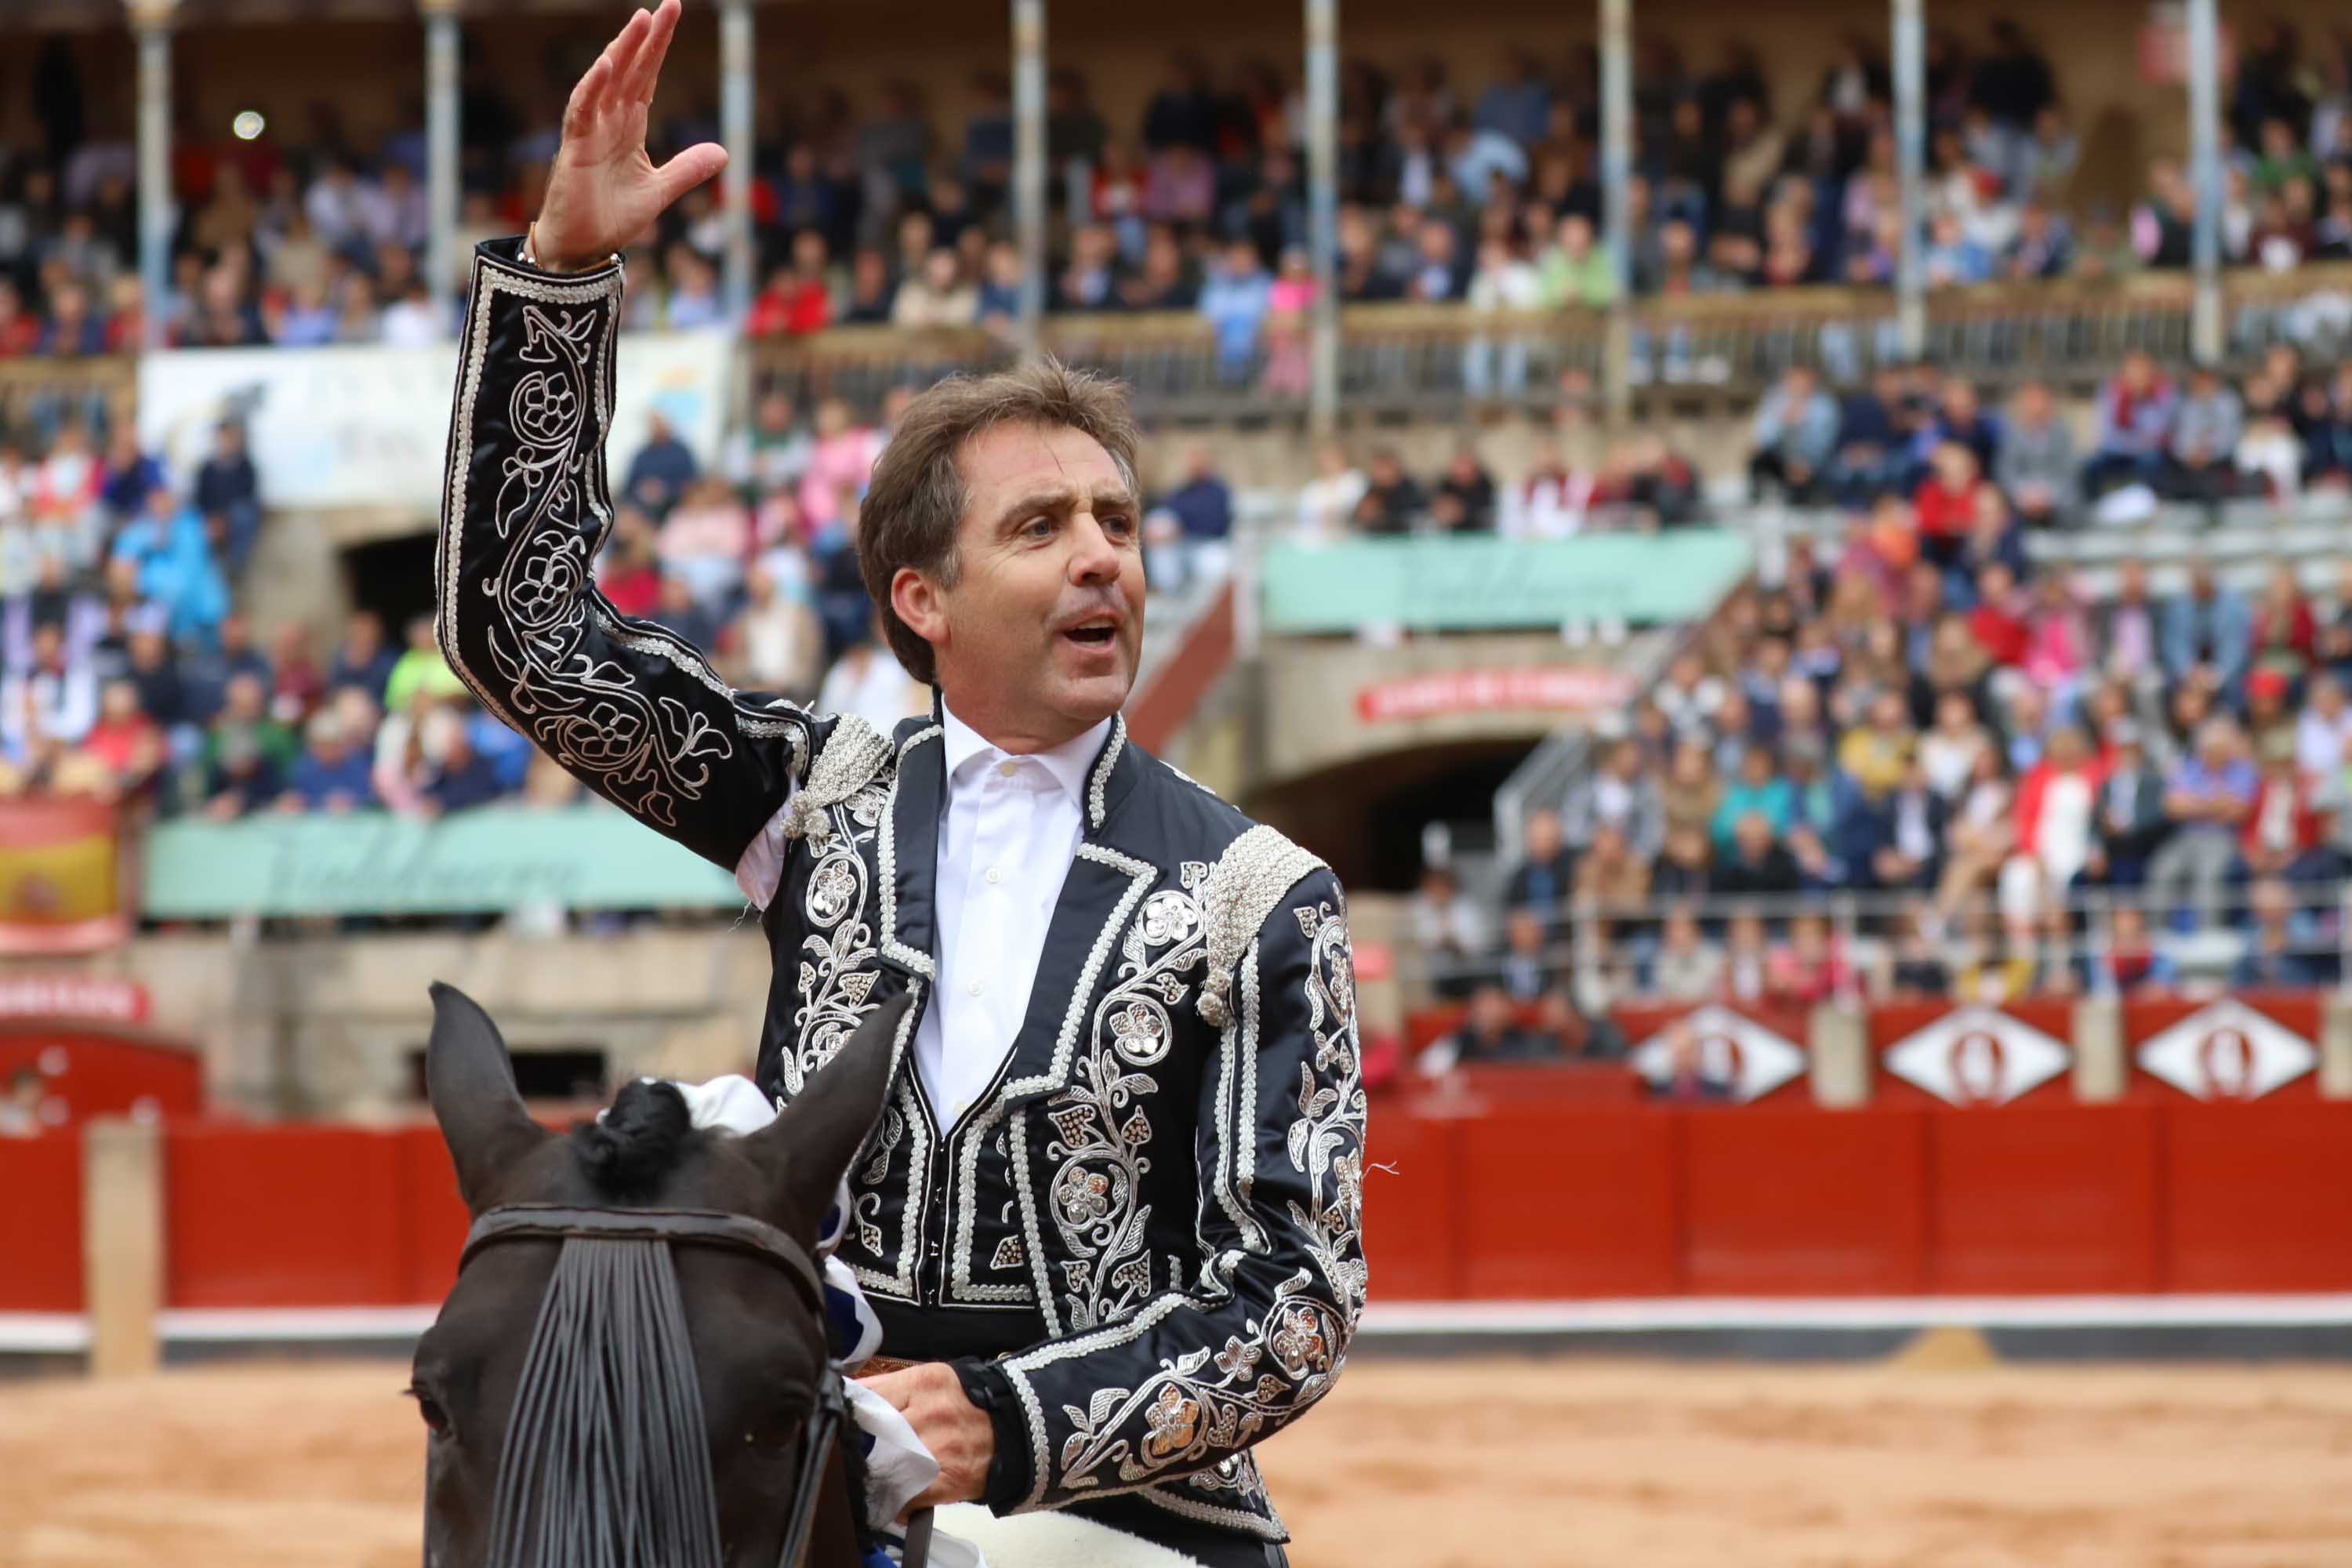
(569, 1079), (696, 1201)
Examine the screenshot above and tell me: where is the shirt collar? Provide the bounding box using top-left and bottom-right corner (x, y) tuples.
(939, 701), (1110, 807)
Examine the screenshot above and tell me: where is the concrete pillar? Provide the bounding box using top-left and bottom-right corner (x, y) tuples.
(1303, 0), (1340, 435)
(2321, 990), (2352, 1098)
(129, 0), (178, 353)
(82, 1119), (164, 1377)
(2185, 0), (2225, 363)
(1011, 0), (1047, 359)
(422, 0), (461, 327)
(1890, 0), (1926, 361)
(1598, 0), (1633, 423)
(719, 0), (755, 320)
(2071, 994), (2127, 1102)
(1808, 1003), (1871, 1108)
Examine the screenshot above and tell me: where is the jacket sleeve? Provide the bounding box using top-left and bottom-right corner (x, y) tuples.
(437, 238), (813, 871)
(979, 863), (1368, 1515)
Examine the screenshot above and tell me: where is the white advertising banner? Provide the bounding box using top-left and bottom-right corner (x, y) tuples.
(137, 328), (736, 514)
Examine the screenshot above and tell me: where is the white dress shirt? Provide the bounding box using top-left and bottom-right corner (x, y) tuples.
(736, 702), (1110, 1130)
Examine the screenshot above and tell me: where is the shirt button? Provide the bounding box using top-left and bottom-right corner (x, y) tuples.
(968, 980), (984, 996)
(953, 1098), (970, 1118)
(985, 866), (1003, 884)
(996, 759), (1018, 778)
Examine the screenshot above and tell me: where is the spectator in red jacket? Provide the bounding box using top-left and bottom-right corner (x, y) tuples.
(2242, 732), (2328, 880)
(743, 231), (835, 338)
(1911, 440), (1983, 567)
(1965, 560), (2033, 667)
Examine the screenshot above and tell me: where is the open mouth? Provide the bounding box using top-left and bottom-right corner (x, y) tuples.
(1063, 618), (1118, 649)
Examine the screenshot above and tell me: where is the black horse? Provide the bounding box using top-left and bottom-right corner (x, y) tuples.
(410, 981), (905, 1568)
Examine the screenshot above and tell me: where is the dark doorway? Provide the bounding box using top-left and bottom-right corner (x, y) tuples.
(1247, 740), (1535, 892)
(343, 532), (440, 648)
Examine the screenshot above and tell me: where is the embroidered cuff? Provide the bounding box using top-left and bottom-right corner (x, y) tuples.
(949, 1356), (1033, 1512)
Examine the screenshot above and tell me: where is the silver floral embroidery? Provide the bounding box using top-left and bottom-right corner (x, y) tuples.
(1037, 873), (1207, 1332)
(786, 779), (891, 1091)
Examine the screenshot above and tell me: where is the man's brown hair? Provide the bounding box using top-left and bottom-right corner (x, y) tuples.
(856, 358), (1140, 685)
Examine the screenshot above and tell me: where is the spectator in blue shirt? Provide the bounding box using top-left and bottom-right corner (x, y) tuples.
(1196, 240), (1272, 383)
(193, 419), (262, 577)
(2147, 717), (2257, 931)
(2159, 559), (2253, 701)
(622, 412), (699, 517)
(1143, 444), (1235, 597)
(281, 708), (375, 812)
(425, 718), (508, 815)
(111, 484), (229, 646)
(1748, 365), (1841, 503)
(99, 426), (164, 524)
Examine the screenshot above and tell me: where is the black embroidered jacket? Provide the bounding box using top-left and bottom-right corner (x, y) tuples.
(437, 239), (1367, 1545)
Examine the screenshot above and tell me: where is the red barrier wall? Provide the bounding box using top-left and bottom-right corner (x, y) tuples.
(1682, 1107), (1929, 1294)
(13, 1098), (2346, 1316)
(1926, 1103), (2161, 1294)
(0, 1131), (82, 1312)
(2123, 992), (2325, 1104)
(0, 1029), (203, 1124)
(1871, 999), (2079, 1108)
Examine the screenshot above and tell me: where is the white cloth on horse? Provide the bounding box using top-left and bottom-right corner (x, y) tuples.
(643, 1073), (987, 1568)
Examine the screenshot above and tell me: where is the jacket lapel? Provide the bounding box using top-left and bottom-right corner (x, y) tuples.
(877, 713), (944, 980)
(993, 717), (1159, 1108)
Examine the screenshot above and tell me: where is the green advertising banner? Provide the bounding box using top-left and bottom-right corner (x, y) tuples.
(140, 804), (744, 918)
(1258, 530), (1754, 634)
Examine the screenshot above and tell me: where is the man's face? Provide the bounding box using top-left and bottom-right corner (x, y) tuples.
(919, 422), (1144, 745)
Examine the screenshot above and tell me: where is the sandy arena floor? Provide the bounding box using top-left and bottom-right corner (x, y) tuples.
(4, 1354), (2350, 1567)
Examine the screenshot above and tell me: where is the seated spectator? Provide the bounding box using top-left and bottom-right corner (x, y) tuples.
(2232, 877), (2325, 988)
(1717, 909), (1777, 1004)
(1570, 822), (1650, 920)
(1418, 985), (1556, 1073)
(2147, 717), (2257, 930)
(383, 613), (464, 715)
(1296, 444), (1367, 543)
(2242, 732), (2332, 883)
(0, 622), (97, 757)
(730, 565), (823, 699)
(1197, 241), (1272, 383)
(1646, 906), (1722, 1000)
(1714, 809), (1802, 900)
(1747, 365), (1840, 504)
(1433, 446), (1498, 532)
(111, 483), (227, 646)
(326, 609), (396, 706)
(2296, 673), (2352, 782)
(1829, 368), (1911, 507)
(1956, 907), (2051, 1004)
(267, 622), (325, 724)
(2083, 350), (2177, 497)
(1865, 754), (1948, 891)
(623, 412), (699, 517)
(2161, 365), (2244, 504)
(890, 248), (979, 329)
(1936, 744), (2018, 914)
(1351, 449), (1425, 535)
(1768, 913), (1851, 1005)
(840, 247), (898, 323)
(1964, 560), (2032, 667)
(423, 712), (507, 815)
(815, 627), (928, 734)
(2085, 903), (2175, 994)
(1504, 806), (1577, 916)
(797, 399), (882, 538)
(68, 677), (165, 801)
(1647, 1017), (1736, 1103)
(1657, 735), (1724, 842)
(2248, 561), (2315, 688)
(1838, 688), (1917, 800)
(1711, 746), (1793, 855)
(2004, 723), (2104, 916)
(1568, 736), (1666, 861)
(1495, 906), (1556, 1002)
(725, 390), (813, 497)
(193, 419), (261, 577)
(1146, 445), (1233, 594)
(2094, 557), (2165, 694)
(2159, 559), (2252, 700)
(280, 708), (374, 812)
(1411, 864), (1487, 1000)
(1536, 985), (1628, 1062)
(658, 476), (752, 612)
(1995, 379), (2077, 528)
(1883, 902), (1955, 998)
(1918, 688), (1992, 800)
(99, 426), (164, 524)
(1911, 440), (1984, 569)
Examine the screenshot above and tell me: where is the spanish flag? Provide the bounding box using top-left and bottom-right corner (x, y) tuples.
(0, 798), (128, 953)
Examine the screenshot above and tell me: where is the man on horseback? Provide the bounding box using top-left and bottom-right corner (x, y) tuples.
(435, 5), (1366, 1563)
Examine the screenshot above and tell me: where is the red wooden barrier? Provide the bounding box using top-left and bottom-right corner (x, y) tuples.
(1871, 999), (2078, 1108)
(0, 1131), (82, 1312)
(0, 1029), (202, 1125)
(2164, 1102), (2352, 1291)
(164, 1123), (408, 1308)
(1360, 1112), (1459, 1301)
(395, 1125), (470, 1305)
(1456, 1108), (1677, 1298)
(1681, 1106), (1929, 1294)
(1926, 1102), (2161, 1294)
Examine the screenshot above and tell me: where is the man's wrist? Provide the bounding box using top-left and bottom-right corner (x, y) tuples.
(524, 221), (608, 276)
(948, 1356), (1032, 1510)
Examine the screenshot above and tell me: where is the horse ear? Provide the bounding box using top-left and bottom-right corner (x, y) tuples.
(747, 989), (910, 1236)
(425, 982), (549, 1214)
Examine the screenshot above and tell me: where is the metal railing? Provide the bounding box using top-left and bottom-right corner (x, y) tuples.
(1410, 879), (2352, 1009)
(742, 263), (2352, 423)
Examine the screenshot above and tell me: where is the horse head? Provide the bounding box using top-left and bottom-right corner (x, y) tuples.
(411, 982), (905, 1568)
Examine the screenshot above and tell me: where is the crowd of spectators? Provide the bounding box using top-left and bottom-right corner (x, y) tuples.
(9, 20), (2352, 367)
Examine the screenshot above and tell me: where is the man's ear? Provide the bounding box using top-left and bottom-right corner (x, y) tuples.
(890, 564), (947, 653)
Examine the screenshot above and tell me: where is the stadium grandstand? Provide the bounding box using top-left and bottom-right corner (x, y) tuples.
(6, 0), (2352, 1559)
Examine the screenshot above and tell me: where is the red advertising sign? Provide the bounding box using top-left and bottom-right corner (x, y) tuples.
(1355, 666), (1635, 724)
(0, 974), (150, 1024)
